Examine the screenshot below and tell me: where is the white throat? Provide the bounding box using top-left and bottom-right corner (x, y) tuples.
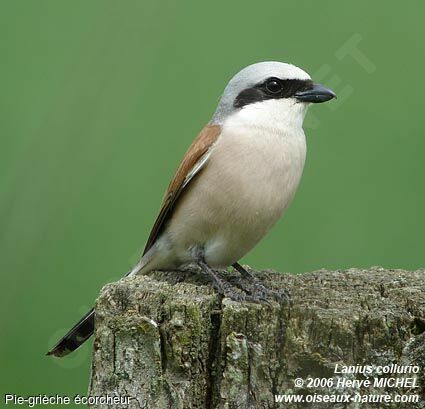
(222, 99), (309, 133)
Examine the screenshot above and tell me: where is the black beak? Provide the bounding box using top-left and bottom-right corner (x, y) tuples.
(295, 83), (336, 103)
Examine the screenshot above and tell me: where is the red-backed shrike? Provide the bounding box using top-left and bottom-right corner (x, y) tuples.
(48, 61), (335, 357)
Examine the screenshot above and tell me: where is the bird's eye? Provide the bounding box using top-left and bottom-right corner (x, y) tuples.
(265, 78), (283, 94)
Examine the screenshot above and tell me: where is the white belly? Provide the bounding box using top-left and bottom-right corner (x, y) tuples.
(161, 122), (307, 267)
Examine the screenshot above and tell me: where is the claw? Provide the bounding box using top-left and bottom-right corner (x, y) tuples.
(230, 276), (289, 304)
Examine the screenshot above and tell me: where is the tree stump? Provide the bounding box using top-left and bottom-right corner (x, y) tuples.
(89, 267), (425, 408)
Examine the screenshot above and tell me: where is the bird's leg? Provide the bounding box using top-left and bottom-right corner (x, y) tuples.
(196, 254), (265, 303)
(232, 262), (289, 303)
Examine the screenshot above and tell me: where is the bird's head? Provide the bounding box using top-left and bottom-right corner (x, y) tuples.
(212, 61), (336, 128)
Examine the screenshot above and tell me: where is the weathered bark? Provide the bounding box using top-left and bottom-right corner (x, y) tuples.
(89, 267), (425, 408)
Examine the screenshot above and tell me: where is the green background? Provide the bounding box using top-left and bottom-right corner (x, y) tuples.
(1, 0), (424, 403)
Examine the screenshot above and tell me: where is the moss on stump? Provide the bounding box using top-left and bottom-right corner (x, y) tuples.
(89, 267), (425, 409)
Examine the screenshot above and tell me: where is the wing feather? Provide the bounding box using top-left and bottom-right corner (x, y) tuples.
(143, 124), (221, 254)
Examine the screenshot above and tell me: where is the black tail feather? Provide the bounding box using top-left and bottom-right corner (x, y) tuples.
(46, 308), (95, 357)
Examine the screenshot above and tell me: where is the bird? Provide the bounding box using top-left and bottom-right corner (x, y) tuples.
(47, 61), (335, 357)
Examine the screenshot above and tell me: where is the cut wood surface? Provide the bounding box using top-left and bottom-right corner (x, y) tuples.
(89, 267), (425, 409)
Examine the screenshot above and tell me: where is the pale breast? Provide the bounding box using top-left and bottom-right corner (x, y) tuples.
(165, 124), (307, 267)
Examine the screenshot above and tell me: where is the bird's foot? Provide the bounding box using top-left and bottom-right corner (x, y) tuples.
(197, 259), (269, 304)
(233, 278), (288, 303)
(231, 263), (289, 303)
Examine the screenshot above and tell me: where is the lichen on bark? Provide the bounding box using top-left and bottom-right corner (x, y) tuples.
(89, 267), (425, 409)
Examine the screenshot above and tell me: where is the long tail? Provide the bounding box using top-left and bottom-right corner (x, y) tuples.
(46, 261), (145, 357)
(46, 308), (95, 357)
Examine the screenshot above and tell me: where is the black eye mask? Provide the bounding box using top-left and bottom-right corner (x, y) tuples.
(234, 78), (314, 108)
